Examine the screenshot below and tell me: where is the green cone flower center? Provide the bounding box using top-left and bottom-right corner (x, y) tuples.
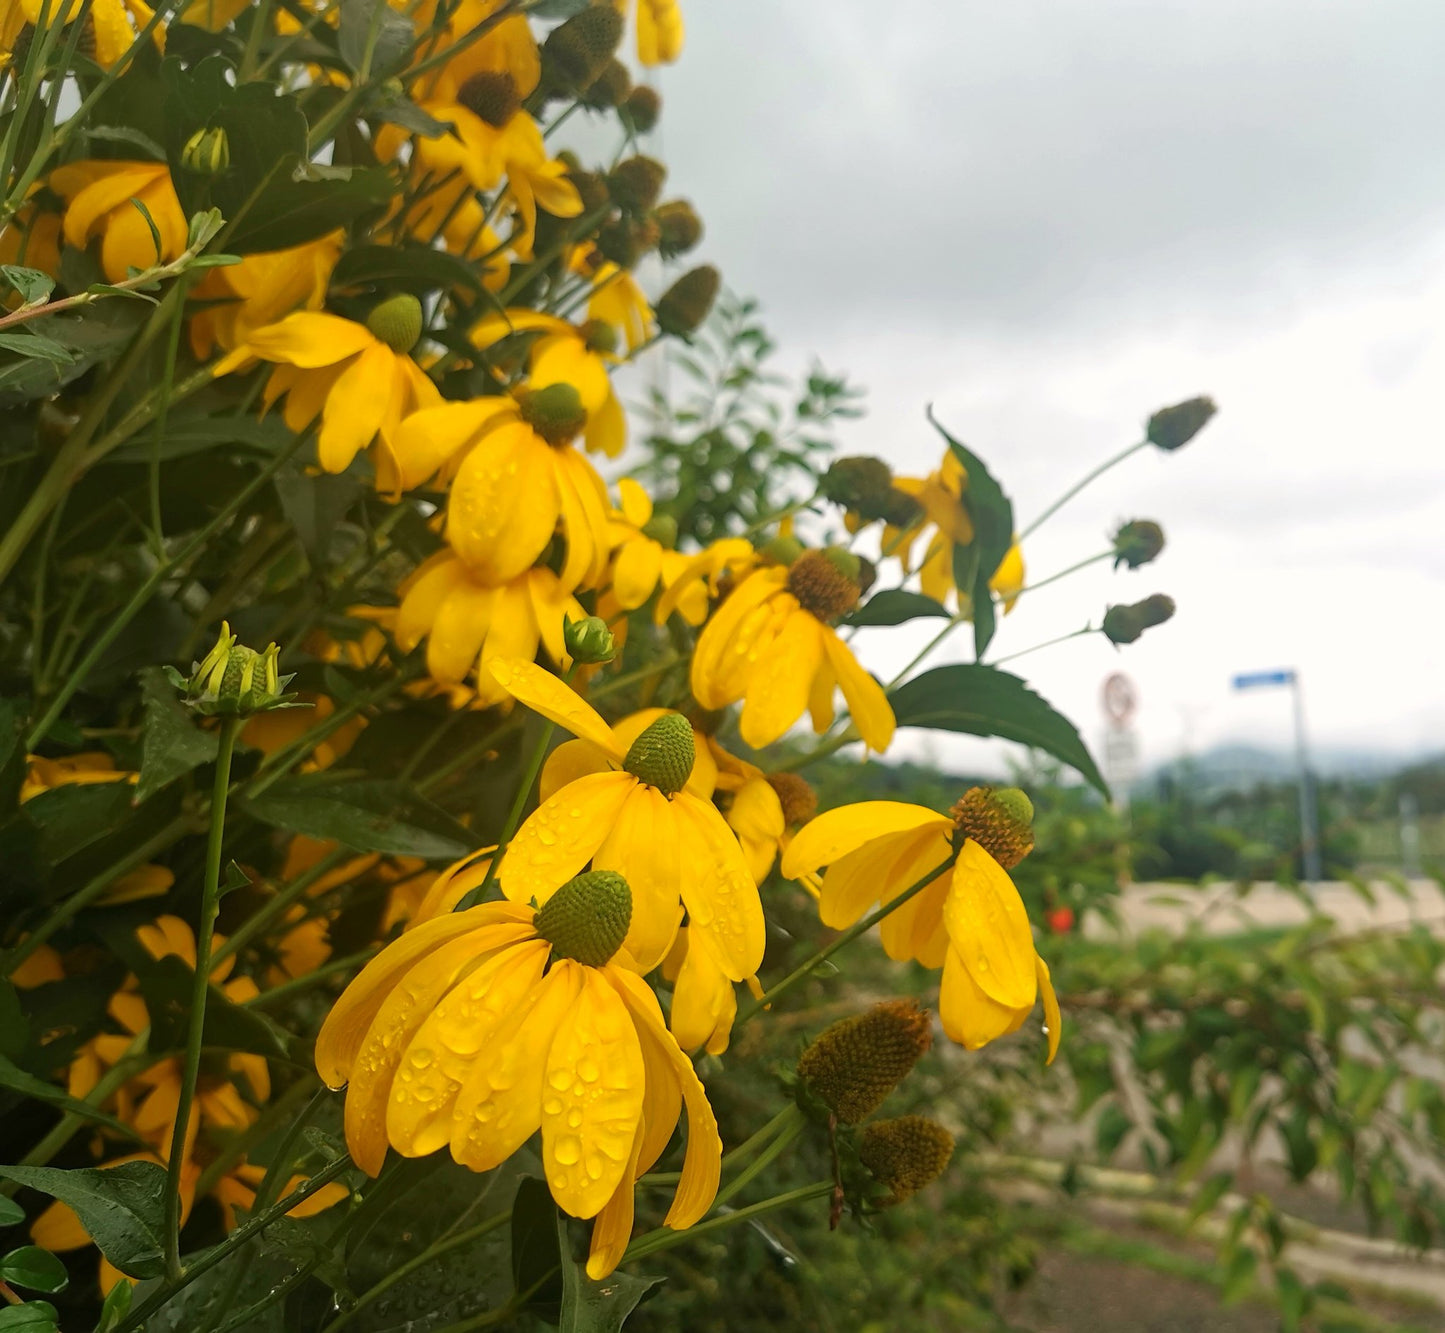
(519, 382), (587, 445)
(950, 785), (1034, 868)
(622, 712), (694, 795)
(366, 294), (423, 354)
(535, 870), (632, 967)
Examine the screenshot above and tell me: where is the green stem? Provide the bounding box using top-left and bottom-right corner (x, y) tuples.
(163, 716), (240, 1281)
(116, 1156), (355, 1333)
(885, 613), (966, 691)
(989, 624), (1095, 667)
(209, 845), (351, 967)
(1014, 549), (1112, 599)
(768, 727), (859, 775)
(2, 815), (197, 974)
(25, 428), (308, 748)
(319, 1209), (512, 1333)
(243, 947), (380, 1010)
(623, 1181), (832, 1263)
(736, 854), (957, 1024)
(1019, 439), (1148, 541)
(711, 1106), (805, 1210)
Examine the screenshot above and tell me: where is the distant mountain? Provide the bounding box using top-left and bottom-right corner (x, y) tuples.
(1142, 743), (1424, 796)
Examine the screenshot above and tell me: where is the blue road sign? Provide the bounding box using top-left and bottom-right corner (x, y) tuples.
(1232, 669), (1295, 690)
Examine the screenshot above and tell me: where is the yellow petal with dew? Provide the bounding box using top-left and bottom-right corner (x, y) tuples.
(1038, 955), (1062, 1065)
(593, 783), (683, 972)
(672, 793), (765, 979)
(781, 800), (950, 881)
(821, 626), (896, 752)
(487, 657), (620, 756)
(448, 421), (558, 584)
(942, 839), (1038, 1009)
(541, 737), (614, 802)
(939, 944), (1030, 1050)
(688, 568), (787, 709)
(739, 606), (823, 749)
(426, 578), (496, 684)
(498, 770), (635, 907)
(586, 1123), (645, 1279)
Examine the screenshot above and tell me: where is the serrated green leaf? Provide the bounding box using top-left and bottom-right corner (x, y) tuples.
(0, 1246), (68, 1293)
(135, 666), (219, 803)
(888, 663), (1108, 796)
(0, 1163), (167, 1280)
(243, 777), (477, 859)
(845, 590), (951, 628)
(558, 1213), (659, 1333)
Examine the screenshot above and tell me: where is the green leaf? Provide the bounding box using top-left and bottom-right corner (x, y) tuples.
(0, 266), (54, 306)
(845, 589), (951, 628)
(0, 1195), (24, 1227)
(0, 301), (145, 406)
(888, 663), (1109, 797)
(1220, 1246), (1257, 1304)
(368, 92), (452, 138)
(82, 123), (167, 160)
(95, 1278), (133, 1333)
(22, 781), (137, 867)
(108, 411), (294, 463)
(929, 409), (1013, 658)
(1275, 1268), (1308, 1332)
(135, 666), (219, 803)
(243, 777), (478, 859)
(186, 206), (225, 251)
(134, 955), (290, 1059)
(511, 1177), (562, 1321)
(337, 0), (415, 75)
(1186, 1170), (1233, 1226)
(0, 1055), (133, 1139)
(0, 1301), (58, 1330)
(0, 1246), (68, 1293)
(0, 332), (76, 366)
(1095, 1103), (1132, 1157)
(229, 165), (396, 255)
(128, 197), (164, 267)
(331, 243), (485, 298)
(558, 1213), (659, 1333)
(0, 1162), (167, 1280)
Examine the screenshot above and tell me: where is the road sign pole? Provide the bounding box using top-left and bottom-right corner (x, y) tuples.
(1290, 673), (1323, 883)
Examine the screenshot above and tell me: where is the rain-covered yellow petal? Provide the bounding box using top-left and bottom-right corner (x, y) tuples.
(669, 929), (736, 1056)
(738, 608), (823, 749)
(942, 839), (1037, 1009)
(781, 801), (950, 881)
(448, 421), (559, 583)
(672, 794), (765, 979)
(586, 1125), (645, 1279)
(939, 944), (1031, 1050)
(498, 771), (635, 907)
(1038, 955), (1062, 1064)
(487, 657), (621, 756)
(689, 568), (787, 709)
(821, 627), (896, 753)
(540, 737), (613, 802)
(593, 784), (683, 972)
(541, 967), (645, 1220)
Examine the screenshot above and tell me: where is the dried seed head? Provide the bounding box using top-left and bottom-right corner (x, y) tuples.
(654, 199), (702, 258)
(541, 4), (624, 93)
(786, 548), (861, 622)
(655, 265), (720, 337)
(796, 999), (934, 1124)
(949, 785), (1035, 869)
(766, 773), (817, 828)
(457, 70), (521, 127)
(623, 84), (661, 132)
(1112, 519), (1165, 570)
(607, 155), (668, 214)
(1146, 396), (1217, 452)
(1102, 593), (1176, 645)
(858, 1115), (955, 1205)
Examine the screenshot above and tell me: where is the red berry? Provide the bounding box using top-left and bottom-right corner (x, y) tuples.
(1047, 906), (1075, 935)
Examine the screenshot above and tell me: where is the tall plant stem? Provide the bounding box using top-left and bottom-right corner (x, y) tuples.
(735, 854), (957, 1024)
(163, 716), (240, 1281)
(622, 1181), (832, 1264)
(1019, 439), (1147, 541)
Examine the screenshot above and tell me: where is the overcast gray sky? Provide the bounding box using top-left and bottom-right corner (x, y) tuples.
(631, 1), (1445, 773)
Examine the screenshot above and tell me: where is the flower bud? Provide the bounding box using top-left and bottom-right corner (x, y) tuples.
(581, 319), (619, 356)
(950, 785), (1034, 868)
(623, 84), (661, 133)
(563, 615), (617, 665)
(1112, 519), (1165, 569)
(622, 712), (695, 795)
(654, 199), (702, 258)
(540, 4), (624, 94)
(761, 534), (803, 567)
(457, 70), (521, 127)
(366, 294), (423, 354)
(858, 1116), (955, 1205)
(607, 155), (667, 214)
(597, 216), (658, 268)
(1102, 593), (1176, 645)
(786, 548), (861, 622)
(796, 999), (933, 1124)
(519, 382), (587, 444)
(181, 126), (230, 175)
(535, 870), (632, 966)
(641, 513), (678, 548)
(655, 265), (720, 338)
(169, 621), (297, 717)
(1146, 396), (1216, 452)
(820, 456), (898, 521)
(581, 57), (631, 109)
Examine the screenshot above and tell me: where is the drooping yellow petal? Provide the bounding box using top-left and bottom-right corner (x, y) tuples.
(386, 939), (551, 1157)
(541, 966), (646, 1220)
(875, 827), (955, 964)
(689, 568), (788, 709)
(553, 444), (611, 590)
(585, 390), (626, 458)
(450, 962), (582, 1170)
(586, 1123), (645, 1279)
(738, 607), (824, 749)
(669, 929), (736, 1056)
(593, 783), (683, 972)
(540, 737), (614, 802)
(609, 968), (720, 1229)
(246, 312), (375, 368)
(821, 627), (896, 753)
(488, 657), (621, 756)
(611, 537), (663, 611)
(531, 334), (610, 413)
(315, 906), (528, 1087)
(781, 801), (950, 881)
(391, 398), (514, 492)
(941, 839), (1037, 1009)
(318, 342), (394, 473)
(498, 771), (635, 907)
(939, 944), (1031, 1050)
(672, 794), (765, 979)
(448, 421), (559, 584)
(395, 551), (471, 651)
(427, 578), (496, 684)
(1038, 955), (1062, 1065)
(53, 162), (165, 248)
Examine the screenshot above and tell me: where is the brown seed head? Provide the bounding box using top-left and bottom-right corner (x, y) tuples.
(786, 548), (861, 622)
(950, 785), (1035, 868)
(655, 265), (720, 337)
(623, 84), (661, 132)
(608, 155), (667, 214)
(654, 199), (703, 258)
(767, 772), (817, 827)
(858, 1115), (955, 1205)
(457, 70), (520, 127)
(796, 999), (934, 1124)
(541, 4), (624, 93)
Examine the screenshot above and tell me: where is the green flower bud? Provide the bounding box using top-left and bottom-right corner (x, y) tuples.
(641, 513), (678, 548)
(366, 294), (424, 353)
(654, 199), (702, 258)
(623, 712), (695, 795)
(581, 319), (619, 355)
(761, 534), (804, 566)
(1102, 593), (1176, 645)
(655, 265), (720, 338)
(535, 870), (632, 967)
(168, 621), (299, 717)
(563, 614), (617, 665)
(1147, 396), (1217, 452)
(623, 84), (661, 133)
(1112, 519), (1165, 570)
(181, 126), (230, 175)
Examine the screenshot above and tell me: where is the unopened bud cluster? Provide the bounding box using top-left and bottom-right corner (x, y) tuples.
(563, 615), (616, 665)
(1103, 593), (1176, 645)
(1112, 519), (1165, 569)
(168, 621), (297, 717)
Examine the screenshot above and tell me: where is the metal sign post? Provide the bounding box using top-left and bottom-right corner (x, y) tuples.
(1230, 668), (1322, 883)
